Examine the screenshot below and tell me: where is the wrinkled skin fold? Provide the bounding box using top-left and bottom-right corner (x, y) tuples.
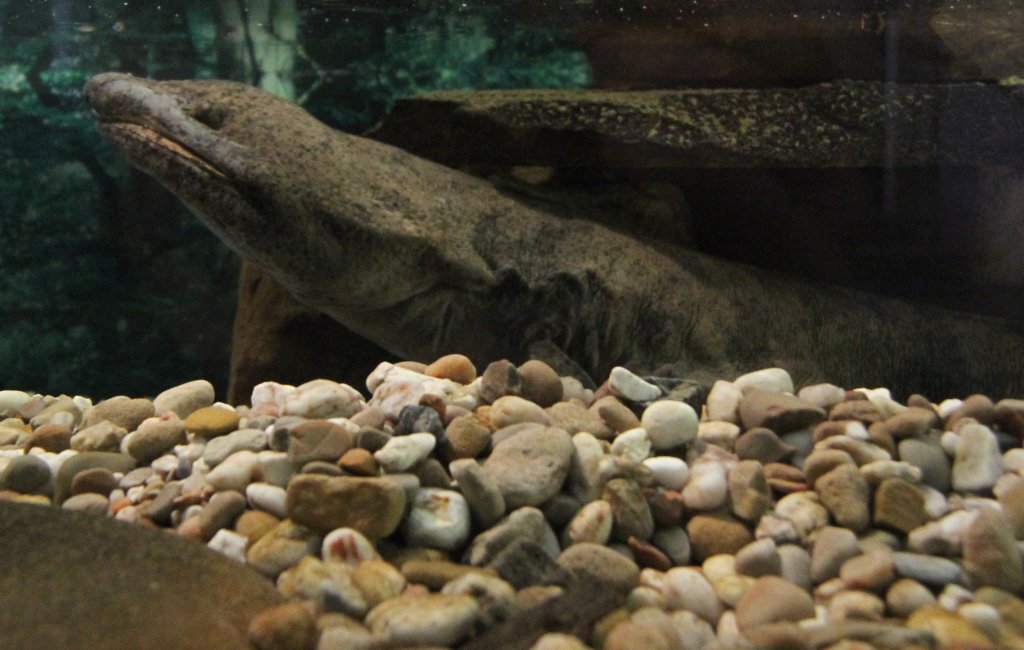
(85, 72), (1024, 398)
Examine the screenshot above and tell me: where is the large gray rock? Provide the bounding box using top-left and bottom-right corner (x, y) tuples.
(373, 83), (1024, 169)
(0, 502), (282, 649)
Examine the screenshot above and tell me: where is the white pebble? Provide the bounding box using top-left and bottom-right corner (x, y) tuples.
(661, 567), (723, 624)
(641, 400), (698, 450)
(568, 432), (604, 504)
(249, 381), (295, 417)
(958, 602), (1001, 637)
(256, 450), (294, 487)
(937, 398), (963, 420)
(952, 423), (1004, 493)
(796, 383), (846, 410)
(643, 456), (689, 491)
(682, 460), (727, 511)
(0, 390), (31, 417)
(860, 460), (922, 485)
(114, 505), (140, 523)
(151, 454), (178, 474)
(842, 421), (870, 440)
(940, 431), (959, 457)
(563, 499), (613, 546)
(611, 428), (651, 463)
(174, 441), (205, 463)
(205, 450), (258, 491)
(774, 492), (829, 541)
(698, 421), (741, 450)
(403, 488), (471, 552)
(208, 528), (248, 563)
(560, 377), (594, 406)
(367, 362), (462, 420)
(705, 380), (743, 423)
(918, 485), (951, 520)
(733, 367), (793, 394)
(245, 482), (288, 518)
(853, 387), (906, 418)
(284, 379), (365, 419)
(938, 583), (974, 611)
(490, 396), (551, 428)
(715, 611), (743, 648)
(374, 433), (436, 473)
(608, 367), (661, 402)
(1004, 448), (1024, 472)
(907, 509), (977, 556)
(702, 554), (736, 583)
(322, 527), (380, 565)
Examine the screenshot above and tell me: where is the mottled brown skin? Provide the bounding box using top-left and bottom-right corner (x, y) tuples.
(0, 501), (282, 649)
(85, 73), (1024, 398)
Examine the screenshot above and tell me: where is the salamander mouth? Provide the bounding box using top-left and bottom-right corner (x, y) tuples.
(97, 120), (229, 181)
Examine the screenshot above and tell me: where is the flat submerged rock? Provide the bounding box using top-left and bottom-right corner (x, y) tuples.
(0, 501), (283, 650)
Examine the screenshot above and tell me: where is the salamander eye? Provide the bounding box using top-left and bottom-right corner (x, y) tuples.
(192, 105), (229, 131)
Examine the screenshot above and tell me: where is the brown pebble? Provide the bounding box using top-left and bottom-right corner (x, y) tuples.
(109, 496), (133, 514)
(814, 463), (870, 532)
(183, 406), (240, 438)
(829, 400), (883, 424)
(627, 536), (673, 572)
(235, 510), (281, 544)
(735, 576), (815, 630)
(802, 449), (856, 486)
(728, 460), (772, 523)
(443, 415), (491, 459)
(479, 359), (522, 404)
(735, 427), (795, 464)
(425, 353), (476, 384)
(338, 448), (378, 476)
(23, 423), (73, 453)
(839, 549), (895, 592)
(248, 600), (318, 650)
(69, 467), (119, 498)
(994, 404), (1024, 439)
(603, 620), (677, 650)
(687, 513), (753, 562)
(400, 559), (497, 590)
(646, 488), (685, 527)
(590, 396), (640, 434)
(396, 360), (428, 373)
(418, 393), (447, 421)
(873, 478), (927, 534)
(518, 359), (563, 407)
(947, 394), (994, 428)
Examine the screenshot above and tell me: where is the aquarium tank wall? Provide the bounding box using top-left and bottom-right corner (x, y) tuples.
(2, 0), (1023, 400)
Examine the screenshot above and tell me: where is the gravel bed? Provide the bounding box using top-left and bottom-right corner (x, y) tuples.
(1, 355), (1023, 650)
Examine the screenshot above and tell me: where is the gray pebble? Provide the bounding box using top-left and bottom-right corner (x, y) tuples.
(0, 454), (51, 494)
(202, 428), (267, 467)
(152, 380), (215, 419)
(450, 458), (506, 528)
(394, 404), (445, 438)
(603, 477), (655, 542)
(61, 492), (110, 515)
(898, 437), (950, 492)
(482, 425), (573, 509)
(891, 551), (965, 587)
(734, 538), (782, 577)
(489, 538), (570, 589)
(465, 507), (559, 567)
(651, 527), (690, 566)
(480, 359), (522, 404)
(558, 542), (640, 593)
